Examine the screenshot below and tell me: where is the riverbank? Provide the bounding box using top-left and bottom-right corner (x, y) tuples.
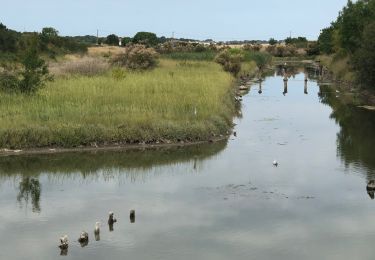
(317, 55), (375, 106)
(0, 135), (228, 157)
(0, 59), (238, 149)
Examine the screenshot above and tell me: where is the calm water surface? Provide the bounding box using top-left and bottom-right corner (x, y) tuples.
(1, 68), (375, 260)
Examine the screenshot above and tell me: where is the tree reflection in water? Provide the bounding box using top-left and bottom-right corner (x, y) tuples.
(17, 177), (41, 213)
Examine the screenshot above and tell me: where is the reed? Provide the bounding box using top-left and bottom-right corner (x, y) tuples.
(0, 59), (235, 148)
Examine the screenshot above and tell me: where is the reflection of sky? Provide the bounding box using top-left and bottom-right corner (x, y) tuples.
(1, 72), (375, 260)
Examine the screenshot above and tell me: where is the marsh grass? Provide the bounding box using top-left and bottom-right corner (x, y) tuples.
(0, 59), (235, 148)
(162, 51), (216, 61)
(49, 57), (110, 77)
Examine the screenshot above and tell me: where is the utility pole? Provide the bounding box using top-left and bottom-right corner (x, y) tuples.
(97, 29), (99, 45)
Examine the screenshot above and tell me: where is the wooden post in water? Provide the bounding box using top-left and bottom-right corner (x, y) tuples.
(130, 210), (135, 223)
(258, 80), (263, 94)
(304, 72), (308, 94)
(283, 76), (288, 96)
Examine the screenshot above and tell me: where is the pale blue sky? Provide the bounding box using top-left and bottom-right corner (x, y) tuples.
(1, 0), (347, 40)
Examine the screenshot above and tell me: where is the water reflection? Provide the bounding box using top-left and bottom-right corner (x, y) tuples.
(60, 247), (68, 256)
(0, 142), (227, 213)
(366, 181), (375, 200)
(17, 177), (41, 213)
(0, 142), (227, 180)
(258, 80), (263, 94)
(283, 77), (288, 96)
(318, 84), (375, 179)
(94, 232), (100, 241)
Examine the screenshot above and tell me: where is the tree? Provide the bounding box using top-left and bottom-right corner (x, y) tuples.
(0, 23), (18, 52)
(121, 36), (132, 45)
(269, 38), (277, 45)
(353, 21), (375, 88)
(41, 27), (59, 39)
(19, 43), (51, 94)
(318, 26), (335, 54)
(337, 0), (373, 54)
(106, 34), (119, 45)
(132, 32), (158, 46)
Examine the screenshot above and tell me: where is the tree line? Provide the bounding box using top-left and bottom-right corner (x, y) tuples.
(318, 0), (375, 88)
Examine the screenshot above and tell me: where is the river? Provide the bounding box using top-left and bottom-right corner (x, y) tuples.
(1, 67), (375, 260)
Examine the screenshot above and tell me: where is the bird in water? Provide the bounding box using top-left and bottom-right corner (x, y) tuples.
(78, 231), (89, 247)
(94, 222), (100, 235)
(273, 160), (278, 167)
(108, 211), (117, 225)
(59, 235), (69, 250)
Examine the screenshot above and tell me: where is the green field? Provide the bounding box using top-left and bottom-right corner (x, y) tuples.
(0, 59), (236, 148)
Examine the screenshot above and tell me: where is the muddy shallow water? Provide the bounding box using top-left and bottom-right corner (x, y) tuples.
(1, 69), (375, 260)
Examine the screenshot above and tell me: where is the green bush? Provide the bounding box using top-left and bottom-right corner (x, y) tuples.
(112, 44), (159, 70)
(19, 47), (52, 94)
(353, 21), (375, 89)
(0, 45), (52, 94)
(215, 49), (243, 76)
(0, 71), (19, 93)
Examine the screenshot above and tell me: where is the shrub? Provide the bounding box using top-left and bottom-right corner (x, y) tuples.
(112, 44), (159, 70)
(245, 51), (272, 71)
(265, 45), (297, 57)
(0, 70), (19, 93)
(156, 41), (212, 54)
(18, 47), (52, 94)
(243, 44), (262, 51)
(215, 49), (243, 76)
(306, 42), (320, 56)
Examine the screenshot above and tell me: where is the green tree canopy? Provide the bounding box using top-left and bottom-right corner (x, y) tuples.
(106, 34), (119, 45)
(353, 21), (375, 88)
(132, 32), (158, 46)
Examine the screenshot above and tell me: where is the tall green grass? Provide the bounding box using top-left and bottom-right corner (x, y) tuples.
(0, 59), (235, 148)
(162, 51), (216, 61)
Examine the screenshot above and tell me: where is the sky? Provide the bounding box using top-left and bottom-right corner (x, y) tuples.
(1, 0), (348, 41)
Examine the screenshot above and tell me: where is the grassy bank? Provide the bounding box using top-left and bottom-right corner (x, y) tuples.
(0, 59), (235, 148)
(317, 54), (355, 82)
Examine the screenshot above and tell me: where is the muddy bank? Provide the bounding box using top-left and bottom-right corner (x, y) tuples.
(0, 135), (230, 157)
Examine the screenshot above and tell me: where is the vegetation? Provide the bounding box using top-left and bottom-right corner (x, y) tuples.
(49, 57), (110, 77)
(285, 37), (308, 48)
(112, 44), (159, 70)
(0, 43), (52, 94)
(0, 59), (235, 148)
(353, 21), (375, 87)
(317, 0), (375, 88)
(133, 32), (158, 46)
(215, 48), (271, 76)
(0, 23), (87, 60)
(106, 34), (119, 46)
(162, 51), (216, 61)
(268, 38), (277, 45)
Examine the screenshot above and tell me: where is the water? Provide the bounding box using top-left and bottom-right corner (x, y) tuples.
(1, 68), (375, 260)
